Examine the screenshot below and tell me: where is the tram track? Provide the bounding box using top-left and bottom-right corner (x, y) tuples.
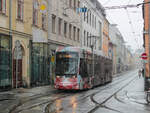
(124, 90), (148, 106)
(9, 90), (73, 113)
(9, 71), (137, 113)
(88, 74), (137, 113)
(44, 71), (137, 113)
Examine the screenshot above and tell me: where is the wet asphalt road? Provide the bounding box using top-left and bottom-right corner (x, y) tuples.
(9, 70), (150, 113)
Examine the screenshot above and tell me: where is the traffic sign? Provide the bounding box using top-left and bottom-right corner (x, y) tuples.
(141, 53), (148, 60)
(76, 7), (87, 13)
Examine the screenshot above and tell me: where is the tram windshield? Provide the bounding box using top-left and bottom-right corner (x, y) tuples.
(55, 52), (79, 75)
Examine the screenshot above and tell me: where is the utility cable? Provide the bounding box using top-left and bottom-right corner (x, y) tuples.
(127, 0), (132, 5)
(103, 0), (111, 6)
(125, 9), (141, 49)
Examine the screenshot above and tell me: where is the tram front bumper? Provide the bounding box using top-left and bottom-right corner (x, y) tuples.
(55, 83), (79, 90)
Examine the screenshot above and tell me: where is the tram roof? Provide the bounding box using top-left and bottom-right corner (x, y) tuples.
(56, 46), (111, 59)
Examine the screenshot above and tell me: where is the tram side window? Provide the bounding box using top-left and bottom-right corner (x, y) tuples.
(95, 59), (100, 74)
(79, 59), (88, 77)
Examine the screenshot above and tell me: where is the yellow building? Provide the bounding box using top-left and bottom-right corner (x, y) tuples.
(102, 18), (109, 57)
(0, 0), (48, 88)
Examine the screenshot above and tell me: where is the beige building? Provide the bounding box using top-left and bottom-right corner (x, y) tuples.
(48, 0), (81, 52)
(0, 0), (48, 88)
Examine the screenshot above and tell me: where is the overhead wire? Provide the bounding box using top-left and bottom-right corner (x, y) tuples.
(102, 0), (143, 50)
(125, 8), (141, 49)
(127, 0), (132, 5)
(103, 0), (111, 5)
(127, 0), (143, 49)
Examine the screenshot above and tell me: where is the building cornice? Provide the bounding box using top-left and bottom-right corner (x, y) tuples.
(0, 26), (32, 38)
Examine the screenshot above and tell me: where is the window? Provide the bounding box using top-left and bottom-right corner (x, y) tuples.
(73, 26), (76, 40)
(87, 32), (89, 47)
(84, 6), (86, 21)
(69, 0), (72, 8)
(69, 24), (72, 39)
(74, 0), (76, 11)
(52, 14), (56, 33)
(90, 33), (91, 46)
(95, 17), (96, 29)
(84, 30), (86, 46)
(64, 21), (67, 37)
(33, 0), (38, 25)
(87, 11), (88, 24)
(17, 0), (24, 21)
(99, 21), (102, 50)
(92, 15), (94, 27)
(77, 0), (80, 8)
(42, 13), (46, 30)
(90, 12), (91, 25)
(77, 28), (80, 41)
(79, 59), (88, 77)
(0, 0), (6, 14)
(58, 18), (62, 35)
(94, 38), (96, 49)
(0, 0), (2, 11)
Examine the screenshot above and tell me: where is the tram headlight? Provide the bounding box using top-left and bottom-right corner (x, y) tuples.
(56, 76), (60, 78)
(72, 75), (77, 78)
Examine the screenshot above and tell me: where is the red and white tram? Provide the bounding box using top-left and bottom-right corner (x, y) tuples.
(54, 46), (112, 90)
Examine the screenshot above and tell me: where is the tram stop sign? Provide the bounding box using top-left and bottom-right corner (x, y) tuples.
(141, 53), (148, 60)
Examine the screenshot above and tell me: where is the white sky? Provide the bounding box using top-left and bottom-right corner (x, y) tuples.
(98, 0), (144, 51)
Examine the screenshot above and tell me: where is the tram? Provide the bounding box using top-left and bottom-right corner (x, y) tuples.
(54, 46), (113, 90)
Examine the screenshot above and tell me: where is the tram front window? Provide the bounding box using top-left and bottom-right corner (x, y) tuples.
(55, 52), (78, 75)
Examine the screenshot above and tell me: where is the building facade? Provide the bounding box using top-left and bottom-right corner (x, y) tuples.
(143, 0), (150, 90)
(81, 0), (104, 52)
(102, 18), (109, 56)
(109, 24), (118, 75)
(0, 0), (49, 88)
(48, 0), (81, 51)
(109, 24), (127, 74)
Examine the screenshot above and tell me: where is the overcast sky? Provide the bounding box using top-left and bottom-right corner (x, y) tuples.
(98, 0), (143, 52)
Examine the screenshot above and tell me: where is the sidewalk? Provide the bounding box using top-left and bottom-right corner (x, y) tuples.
(113, 69), (136, 78)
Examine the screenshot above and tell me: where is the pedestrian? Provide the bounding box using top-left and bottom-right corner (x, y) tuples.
(142, 68), (144, 77)
(138, 69), (142, 78)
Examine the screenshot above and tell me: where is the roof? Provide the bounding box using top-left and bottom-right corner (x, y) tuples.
(56, 46), (111, 59)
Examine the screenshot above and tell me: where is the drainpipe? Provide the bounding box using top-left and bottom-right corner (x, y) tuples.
(9, 0), (12, 34)
(9, 0), (13, 88)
